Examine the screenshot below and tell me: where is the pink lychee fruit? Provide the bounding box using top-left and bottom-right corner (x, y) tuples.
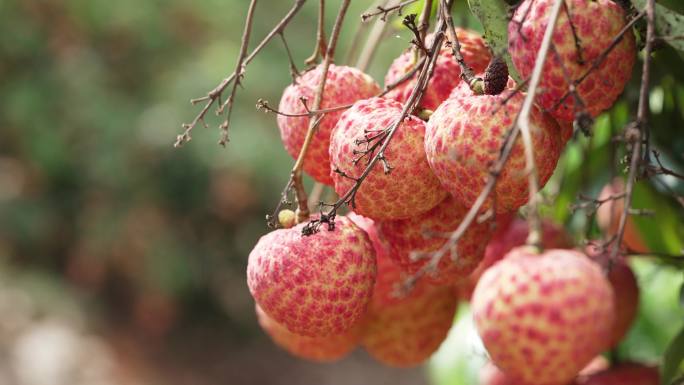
(578, 363), (659, 385)
(247, 215), (376, 337)
(347, 212), (392, 263)
(376, 195), (494, 284)
(508, 0), (636, 121)
(361, 252), (458, 367)
(559, 120), (574, 143)
(278, 64), (381, 185)
(596, 178), (650, 253)
(459, 218), (574, 301)
(255, 305), (360, 362)
(384, 29), (491, 111)
(330, 97), (447, 220)
(472, 247), (615, 385)
(585, 244), (639, 348)
(425, 81), (562, 214)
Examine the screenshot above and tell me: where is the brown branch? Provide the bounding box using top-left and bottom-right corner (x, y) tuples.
(439, 0), (480, 92)
(418, 0), (433, 41)
(609, 0), (654, 263)
(354, 0), (400, 70)
(648, 150), (684, 180)
(518, 0), (565, 248)
(361, 0), (418, 22)
(269, 0), (352, 227)
(215, 0), (258, 146)
(175, 0), (306, 148)
(305, 0), (327, 65)
(405, 0), (565, 285)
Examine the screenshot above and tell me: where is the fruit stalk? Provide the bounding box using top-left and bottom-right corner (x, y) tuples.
(610, 0), (654, 263)
(288, 0), (352, 223)
(516, 0), (564, 249)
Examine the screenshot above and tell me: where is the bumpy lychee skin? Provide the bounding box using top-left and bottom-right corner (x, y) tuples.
(278, 64), (380, 185)
(508, 0), (636, 121)
(384, 29), (491, 110)
(472, 247), (615, 385)
(361, 253), (458, 367)
(247, 216), (376, 337)
(480, 356), (608, 385)
(459, 218), (574, 301)
(347, 212), (392, 263)
(377, 195), (493, 284)
(255, 305), (360, 362)
(578, 363), (659, 385)
(596, 178), (649, 253)
(330, 97), (447, 220)
(425, 81), (562, 214)
(585, 244), (639, 348)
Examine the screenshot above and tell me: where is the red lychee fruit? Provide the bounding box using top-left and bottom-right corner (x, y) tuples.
(559, 120), (574, 143)
(278, 64), (380, 185)
(472, 247), (615, 385)
(508, 0), (636, 121)
(377, 195), (494, 284)
(361, 252), (458, 367)
(255, 305), (360, 362)
(578, 363), (659, 385)
(247, 216), (376, 337)
(330, 97), (447, 220)
(596, 178), (650, 253)
(347, 212), (392, 263)
(425, 81), (562, 214)
(384, 29), (491, 111)
(585, 244), (639, 348)
(459, 218), (574, 301)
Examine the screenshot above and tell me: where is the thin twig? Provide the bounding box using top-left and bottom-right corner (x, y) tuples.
(518, 0), (564, 248)
(305, 0), (327, 66)
(216, 0), (258, 146)
(609, 0), (654, 263)
(277, 0), (352, 225)
(439, 0), (480, 91)
(355, 0), (400, 70)
(361, 0), (418, 22)
(175, 0), (306, 147)
(418, 0), (433, 41)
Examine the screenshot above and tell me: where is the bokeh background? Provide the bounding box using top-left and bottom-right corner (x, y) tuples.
(1, 0), (683, 384)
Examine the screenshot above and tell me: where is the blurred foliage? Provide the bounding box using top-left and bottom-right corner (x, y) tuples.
(0, 0), (683, 384)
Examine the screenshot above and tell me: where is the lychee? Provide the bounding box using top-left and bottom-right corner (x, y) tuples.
(586, 244), (639, 348)
(255, 305), (360, 362)
(361, 252), (458, 367)
(596, 178), (649, 253)
(425, 81), (562, 214)
(278, 64), (380, 185)
(247, 215), (376, 337)
(459, 218), (574, 301)
(330, 97), (447, 220)
(377, 195), (494, 284)
(508, 0), (636, 121)
(578, 363), (659, 385)
(479, 356), (609, 385)
(384, 29), (491, 110)
(472, 247), (615, 385)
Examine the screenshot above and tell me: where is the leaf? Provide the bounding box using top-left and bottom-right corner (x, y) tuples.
(467, 0), (521, 82)
(662, 325), (684, 385)
(632, 0), (684, 53)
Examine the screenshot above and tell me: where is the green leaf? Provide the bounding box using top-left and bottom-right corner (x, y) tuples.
(662, 325), (684, 385)
(467, 0), (521, 82)
(632, 0), (684, 53)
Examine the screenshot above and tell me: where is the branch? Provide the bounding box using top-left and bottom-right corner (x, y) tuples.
(518, 0), (564, 248)
(305, 0), (327, 66)
(609, 0), (654, 263)
(175, 0), (306, 148)
(439, 0), (481, 92)
(361, 0), (418, 22)
(269, 0), (353, 226)
(216, 0), (258, 146)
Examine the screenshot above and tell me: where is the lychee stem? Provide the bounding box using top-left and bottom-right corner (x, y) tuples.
(518, 0), (565, 249)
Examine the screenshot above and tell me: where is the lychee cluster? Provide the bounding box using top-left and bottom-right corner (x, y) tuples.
(246, 1), (642, 371)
